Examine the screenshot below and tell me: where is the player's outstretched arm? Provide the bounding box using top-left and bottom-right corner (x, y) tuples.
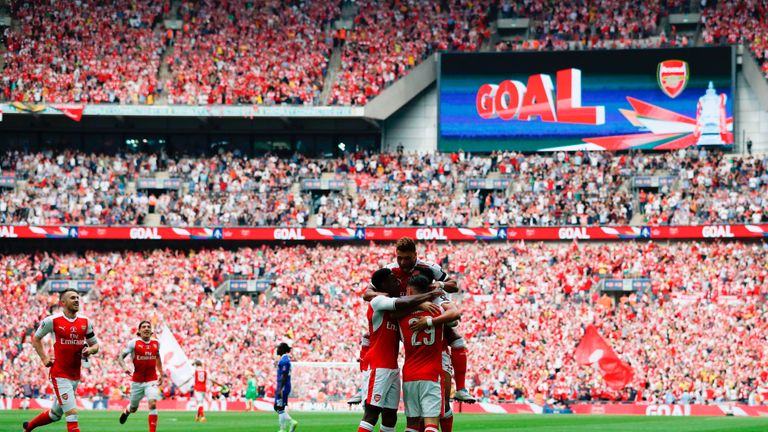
(370, 289), (443, 312)
(83, 342), (100, 356)
(362, 286), (388, 302)
(432, 278), (459, 293)
(31, 334), (53, 367)
(156, 351), (164, 386)
(117, 349), (132, 375)
(410, 302), (461, 332)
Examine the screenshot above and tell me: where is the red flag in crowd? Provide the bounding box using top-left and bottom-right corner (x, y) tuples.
(50, 103), (85, 122)
(574, 325), (634, 390)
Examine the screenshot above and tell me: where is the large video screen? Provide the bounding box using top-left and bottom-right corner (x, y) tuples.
(439, 47), (735, 152)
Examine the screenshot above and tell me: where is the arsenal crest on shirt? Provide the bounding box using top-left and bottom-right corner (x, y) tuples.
(657, 60), (689, 98)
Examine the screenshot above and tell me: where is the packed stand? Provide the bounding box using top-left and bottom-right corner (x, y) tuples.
(638, 148), (768, 225)
(3, 0), (166, 104)
(700, 0), (768, 78)
(330, 0), (492, 105)
(494, 0), (691, 52)
(1, 241), (767, 405)
(2, 148), (767, 227)
(313, 152), (489, 226)
(0, 150), (309, 226)
(166, 0), (338, 105)
(470, 151), (634, 226)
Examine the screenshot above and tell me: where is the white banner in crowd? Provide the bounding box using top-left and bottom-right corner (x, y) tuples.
(158, 325), (195, 393)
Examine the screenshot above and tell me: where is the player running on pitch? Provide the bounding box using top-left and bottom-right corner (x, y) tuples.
(356, 268), (443, 432)
(365, 237), (475, 403)
(275, 342), (298, 432)
(398, 275), (461, 432)
(117, 320), (164, 431)
(188, 360), (223, 422)
(23, 288), (100, 432)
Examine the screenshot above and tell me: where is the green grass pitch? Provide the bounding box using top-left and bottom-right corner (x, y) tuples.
(4, 410), (768, 432)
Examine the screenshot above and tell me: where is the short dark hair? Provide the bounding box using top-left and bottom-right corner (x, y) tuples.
(277, 342), (291, 356)
(137, 320), (151, 336)
(396, 237), (416, 253)
(59, 288), (78, 299)
(371, 268), (393, 291)
(407, 275), (431, 294)
(411, 266), (434, 284)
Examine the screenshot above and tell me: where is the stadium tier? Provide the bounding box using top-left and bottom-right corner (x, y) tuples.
(3, 0), (767, 107)
(1, 149), (767, 228)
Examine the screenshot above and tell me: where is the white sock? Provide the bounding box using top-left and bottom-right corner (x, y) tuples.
(358, 421), (374, 431)
(66, 415), (78, 423)
(380, 425), (395, 432)
(278, 412), (287, 429)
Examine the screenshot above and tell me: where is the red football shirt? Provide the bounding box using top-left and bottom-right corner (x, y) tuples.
(362, 297), (400, 370)
(35, 313), (97, 381)
(123, 338), (160, 383)
(398, 310), (443, 383)
(194, 369), (207, 392)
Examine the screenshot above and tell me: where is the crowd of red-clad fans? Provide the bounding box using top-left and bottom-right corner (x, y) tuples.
(1, 241), (767, 405)
(329, 0), (491, 105)
(165, 0), (338, 105)
(3, 0), (166, 104)
(8, 0), (750, 106)
(700, 0), (768, 78)
(1, 148), (767, 226)
(494, 0), (680, 52)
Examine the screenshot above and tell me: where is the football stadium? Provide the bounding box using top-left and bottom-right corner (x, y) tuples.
(1, 1), (768, 431)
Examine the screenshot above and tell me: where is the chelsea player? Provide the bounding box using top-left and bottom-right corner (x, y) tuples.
(275, 342), (298, 432)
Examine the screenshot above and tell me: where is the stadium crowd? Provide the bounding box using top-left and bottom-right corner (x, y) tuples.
(165, 0), (338, 105)
(330, 0), (491, 105)
(7, 0), (748, 106)
(1, 241), (767, 406)
(1, 148), (767, 226)
(700, 0), (768, 78)
(3, 0), (166, 104)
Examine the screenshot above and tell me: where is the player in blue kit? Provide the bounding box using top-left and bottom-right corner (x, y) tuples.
(275, 342), (298, 432)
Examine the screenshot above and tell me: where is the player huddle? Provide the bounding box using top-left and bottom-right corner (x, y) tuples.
(354, 237), (474, 432)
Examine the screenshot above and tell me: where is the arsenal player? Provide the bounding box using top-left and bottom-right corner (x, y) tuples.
(356, 268), (442, 432)
(366, 237), (474, 403)
(410, 266), (459, 432)
(117, 320), (164, 431)
(189, 360), (222, 422)
(23, 289), (100, 432)
(398, 275), (460, 432)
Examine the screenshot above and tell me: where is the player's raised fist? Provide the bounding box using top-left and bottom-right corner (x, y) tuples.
(42, 356), (54, 367)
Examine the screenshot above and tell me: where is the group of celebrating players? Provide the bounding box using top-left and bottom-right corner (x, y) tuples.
(18, 236), (470, 432)
(350, 237), (474, 432)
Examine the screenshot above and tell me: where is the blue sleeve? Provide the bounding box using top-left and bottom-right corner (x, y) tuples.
(277, 358), (290, 382)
